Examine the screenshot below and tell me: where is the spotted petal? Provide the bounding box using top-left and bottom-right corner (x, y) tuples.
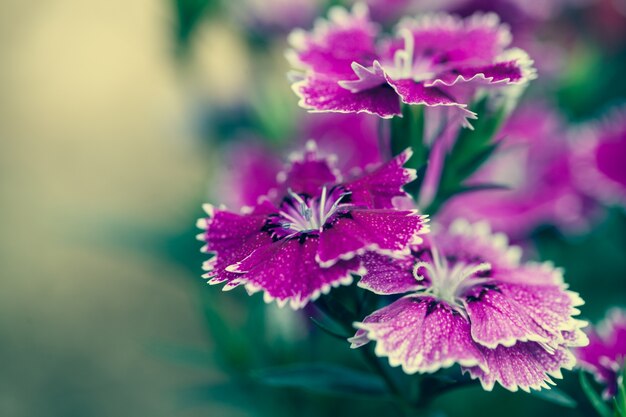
(316, 209), (428, 267)
(351, 296), (487, 373)
(279, 141), (340, 196)
(463, 342), (576, 392)
(343, 148), (417, 209)
(357, 252), (422, 295)
(292, 74), (401, 118)
(198, 203), (275, 286)
(226, 237), (362, 309)
(287, 4), (379, 77)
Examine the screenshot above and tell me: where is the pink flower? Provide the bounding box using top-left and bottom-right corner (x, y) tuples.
(288, 4), (535, 125)
(351, 220), (588, 392)
(573, 107), (626, 210)
(438, 102), (595, 239)
(198, 143), (429, 309)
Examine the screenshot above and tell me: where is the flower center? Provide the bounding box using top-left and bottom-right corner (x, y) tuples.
(267, 186), (351, 239)
(412, 246), (492, 308)
(390, 29), (438, 81)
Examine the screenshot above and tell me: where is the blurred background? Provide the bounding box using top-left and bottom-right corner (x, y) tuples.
(0, 0), (625, 416)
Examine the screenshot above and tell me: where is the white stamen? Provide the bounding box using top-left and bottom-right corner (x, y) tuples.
(412, 245), (492, 307)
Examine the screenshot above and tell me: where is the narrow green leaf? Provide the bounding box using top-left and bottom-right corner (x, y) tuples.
(527, 387), (577, 408)
(452, 183), (511, 196)
(614, 366), (626, 417)
(580, 371), (612, 417)
(309, 316), (351, 341)
(252, 363), (389, 397)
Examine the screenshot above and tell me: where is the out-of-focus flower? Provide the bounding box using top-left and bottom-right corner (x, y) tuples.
(287, 4), (536, 125)
(215, 112), (382, 210)
(438, 103), (594, 239)
(229, 0), (322, 35)
(352, 0), (590, 26)
(216, 141), (283, 209)
(198, 142), (428, 309)
(573, 107), (626, 210)
(299, 112), (382, 173)
(351, 220), (587, 392)
(575, 308), (626, 399)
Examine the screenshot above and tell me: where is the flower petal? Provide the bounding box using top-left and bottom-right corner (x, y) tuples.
(287, 4), (379, 77)
(463, 284), (556, 348)
(316, 209), (428, 267)
(278, 141), (340, 196)
(384, 76), (477, 127)
(226, 236), (362, 309)
(199, 203), (275, 286)
(395, 12), (512, 66)
(292, 74), (401, 118)
(343, 148), (417, 209)
(357, 252), (423, 295)
(463, 342), (576, 392)
(351, 296), (486, 373)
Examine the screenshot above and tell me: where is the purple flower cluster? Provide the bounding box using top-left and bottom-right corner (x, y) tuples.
(197, 2), (594, 398)
(288, 4), (535, 125)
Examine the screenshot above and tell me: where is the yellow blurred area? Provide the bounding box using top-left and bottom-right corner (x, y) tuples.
(0, 1), (242, 415)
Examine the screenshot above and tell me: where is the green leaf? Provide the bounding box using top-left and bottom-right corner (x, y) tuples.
(252, 363), (389, 397)
(527, 387), (577, 408)
(389, 105), (429, 199)
(426, 98), (508, 215)
(614, 366), (626, 417)
(580, 371), (613, 417)
(450, 183), (511, 197)
(309, 316), (351, 341)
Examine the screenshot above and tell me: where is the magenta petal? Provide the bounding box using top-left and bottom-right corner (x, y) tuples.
(575, 308), (626, 399)
(288, 4), (379, 77)
(464, 342), (576, 392)
(386, 77), (459, 106)
(358, 252), (422, 295)
(497, 279), (584, 332)
(293, 75), (401, 118)
(227, 237), (361, 309)
(351, 296), (486, 373)
(343, 148), (417, 209)
(316, 209), (427, 267)
(279, 142), (340, 196)
(385, 77), (476, 127)
(463, 285), (555, 348)
(396, 13), (511, 65)
(199, 204), (275, 286)
(426, 60), (526, 87)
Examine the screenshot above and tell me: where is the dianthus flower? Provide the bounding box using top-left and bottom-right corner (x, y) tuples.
(198, 143), (429, 309)
(216, 113), (382, 210)
(288, 4), (535, 125)
(575, 308), (626, 399)
(439, 102), (594, 239)
(573, 107), (626, 209)
(350, 220), (587, 391)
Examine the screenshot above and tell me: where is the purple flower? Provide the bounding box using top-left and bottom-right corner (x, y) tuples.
(215, 113), (382, 211)
(350, 220), (588, 392)
(215, 141), (284, 210)
(198, 143), (429, 309)
(575, 308), (626, 399)
(229, 0), (322, 34)
(438, 102), (595, 239)
(287, 4), (536, 125)
(573, 107), (626, 210)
